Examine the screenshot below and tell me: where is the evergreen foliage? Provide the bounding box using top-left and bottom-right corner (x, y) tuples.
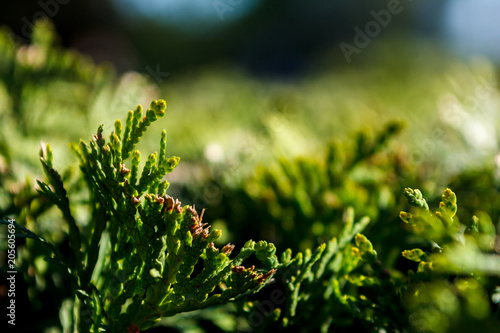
(240, 122), (406, 252)
(6, 100), (280, 332)
(2, 18), (500, 333)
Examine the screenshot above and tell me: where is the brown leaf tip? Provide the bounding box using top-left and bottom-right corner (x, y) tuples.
(127, 324), (140, 333)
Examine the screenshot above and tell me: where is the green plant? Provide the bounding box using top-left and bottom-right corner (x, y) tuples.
(399, 188), (500, 333)
(244, 207), (405, 333)
(249, 122), (405, 249)
(2, 19), (500, 333)
(4, 99), (279, 332)
(228, 187), (500, 333)
(4, 109), (500, 332)
(204, 121), (416, 263)
(0, 19), (113, 234)
(0, 21), (191, 330)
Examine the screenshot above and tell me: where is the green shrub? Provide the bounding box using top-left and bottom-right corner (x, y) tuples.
(4, 98), (500, 332)
(4, 100), (282, 332)
(2, 18), (500, 333)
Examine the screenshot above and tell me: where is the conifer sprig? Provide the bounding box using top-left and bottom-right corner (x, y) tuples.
(33, 99), (279, 332)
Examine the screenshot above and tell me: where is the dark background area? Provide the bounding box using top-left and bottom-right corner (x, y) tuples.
(1, 0), (451, 77)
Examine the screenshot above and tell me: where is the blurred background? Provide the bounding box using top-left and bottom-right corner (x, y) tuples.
(1, 0), (500, 195)
(0, 0), (500, 174)
(2, 1), (500, 332)
(3, 0), (496, 74)
(3, 0), (500, 72)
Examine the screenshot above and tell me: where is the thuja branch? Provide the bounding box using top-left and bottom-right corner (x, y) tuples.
(38, 143), (84, 283)
(34, 99), (279, 332)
